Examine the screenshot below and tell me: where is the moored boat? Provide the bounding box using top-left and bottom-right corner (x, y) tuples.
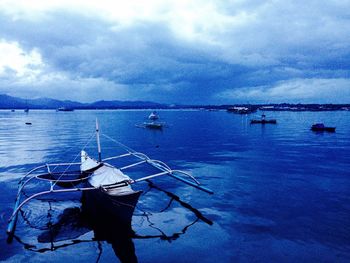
(57, 107), (74, 111)
(143, 121), (163, 129)
(250, 114), (277, 124)
(227, 106), (257, 114)
(311, 123), (336, 132)
(7, 119), (212, 240)
(80, 150), (142, 226)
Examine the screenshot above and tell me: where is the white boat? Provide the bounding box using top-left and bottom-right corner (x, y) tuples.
(56, 107), (74, 111)
(148, 111), (159, 120)
(136, 121), (166, 129)
(143, 121), (163, 129)
(7, 119), (212, 240)
(80, 149), (142, 224)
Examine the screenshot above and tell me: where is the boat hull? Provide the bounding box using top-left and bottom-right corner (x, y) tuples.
(311, 127), (336, 132)
(57, 107), (74, 111)
(144, 122), (163, 129)
(82, 187), (140, 263)
(82, 186), (142, 228)
(250, 119), (277, 124)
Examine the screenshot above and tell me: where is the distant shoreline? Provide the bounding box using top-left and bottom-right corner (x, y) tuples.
(2, 104), (350, 112)
(1, 94), (349, 112)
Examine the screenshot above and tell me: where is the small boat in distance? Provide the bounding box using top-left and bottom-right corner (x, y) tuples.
(311, 123), (336, 132)
(136, 112), (164, 129)
(57, 107), (74, 112)
(148, 111), (159, 120)
(136, 121), (165, 130)
(143, 121), (163, 129)
(250, 114), (277, 124)
(227, 106), (257, 114)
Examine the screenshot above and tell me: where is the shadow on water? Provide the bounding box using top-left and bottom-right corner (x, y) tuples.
(10, 181), (213, 263)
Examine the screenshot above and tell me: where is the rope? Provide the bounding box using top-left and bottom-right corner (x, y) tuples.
(48, 131), (96, 175)
(96, 241), (103, 263)
(19, 209), (49, 231)
(102, 133), (200, 185)
(51, 131), (95, 188)
(101, 134), (136, 154)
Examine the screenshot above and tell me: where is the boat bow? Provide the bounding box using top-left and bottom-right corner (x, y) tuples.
(81, 151), (136, 196)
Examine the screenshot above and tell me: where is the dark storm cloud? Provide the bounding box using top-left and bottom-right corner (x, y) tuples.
(0, 1), (349, 103)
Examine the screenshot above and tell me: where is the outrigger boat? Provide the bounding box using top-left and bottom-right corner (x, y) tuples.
(250, 114), (277, 124)
(7, 119), (213, 240)
(143, 121), (163, 129)
(311, 123), (336, 132)
(136, 121), (165, 130)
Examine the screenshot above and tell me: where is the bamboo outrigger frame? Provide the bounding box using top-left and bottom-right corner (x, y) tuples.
(7, 120), (213, 239)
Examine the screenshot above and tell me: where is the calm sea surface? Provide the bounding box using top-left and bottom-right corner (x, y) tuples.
(0, 110), (350, 262)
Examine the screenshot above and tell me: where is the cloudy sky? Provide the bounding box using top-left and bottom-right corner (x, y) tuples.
(0, 0), (349, 104)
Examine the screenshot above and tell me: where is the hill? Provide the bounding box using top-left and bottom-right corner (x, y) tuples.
(0, 94), (167, 109)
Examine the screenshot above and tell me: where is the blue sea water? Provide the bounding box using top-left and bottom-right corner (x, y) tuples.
(0, 109), (350, 262)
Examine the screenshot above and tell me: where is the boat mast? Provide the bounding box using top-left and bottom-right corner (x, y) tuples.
(96, 118), (102, 162)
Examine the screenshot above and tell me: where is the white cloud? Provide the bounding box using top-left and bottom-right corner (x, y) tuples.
(0, 40), (43, 77)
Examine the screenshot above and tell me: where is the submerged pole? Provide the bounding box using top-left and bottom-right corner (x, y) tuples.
(7, 190), (22, 242)
(169, 173), (214, 194)
(96, 118), (102, 162)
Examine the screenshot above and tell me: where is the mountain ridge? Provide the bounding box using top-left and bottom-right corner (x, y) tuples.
(0, 94), (168, 109)
(1, 94), (349, 111)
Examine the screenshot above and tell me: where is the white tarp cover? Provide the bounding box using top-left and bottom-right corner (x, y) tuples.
(80, 151), (134, 196)
(80, 150), (100, 172)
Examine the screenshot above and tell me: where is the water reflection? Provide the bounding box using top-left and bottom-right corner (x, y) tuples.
(11, 181), (212, 262)
(81, 189), (139, 263)
(3, 110), (349, 262)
